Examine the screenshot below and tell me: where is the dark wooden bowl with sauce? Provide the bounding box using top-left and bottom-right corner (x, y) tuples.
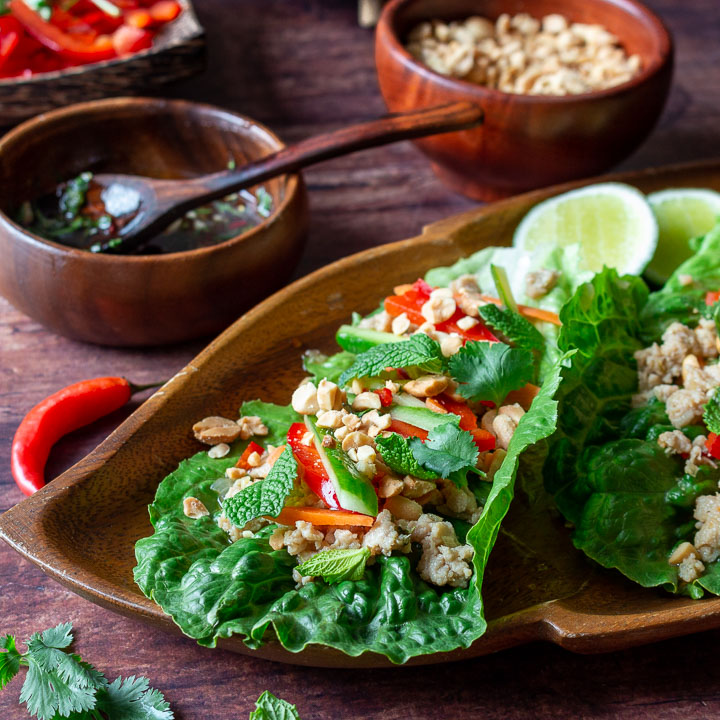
(0, 97), (308, 347)
(375, 0), (674, 201)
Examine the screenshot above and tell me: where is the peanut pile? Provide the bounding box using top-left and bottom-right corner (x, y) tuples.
(405, 13), (642, 96)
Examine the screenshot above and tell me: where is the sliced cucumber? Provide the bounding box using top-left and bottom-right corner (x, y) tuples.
(336, 325), (405, 354)
(389, 404), (459, 432)
(304, 417), (378, 517)
(392, 392), (427, 409)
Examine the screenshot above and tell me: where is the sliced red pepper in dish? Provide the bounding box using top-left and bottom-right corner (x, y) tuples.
(706, 433), (720, 460)
(426, 393), (496, 451)
(111, 23), (152, 55)
(286, 422), (341, 510)
(374, 388), (393, 407)
(149, 1), (182, 23)
(235, 440), (264, 470)
(388, 418), (428, 440)
(706, 291), (720, 306)
(10, 0), (116, 62)
(0, 16), (22, 72)
(384, 278), (498, 343)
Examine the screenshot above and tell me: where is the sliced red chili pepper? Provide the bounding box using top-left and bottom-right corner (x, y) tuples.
(235, 440), (264, 470)
(706, 291), (720, 306)
(388, 419), (428, 440)
(0, 16), (22, 72)
(706, 432), (720, 460)
(10, 0), (116, 62)
(149, 0), (181, 23)
(11, 376), (162, 496)
(286, 422), (341, 509)
(375, 388), (393, 407)
(471, 428), (496, 452)
(111, 24), (152, 54)
(431, 393), (477, 431)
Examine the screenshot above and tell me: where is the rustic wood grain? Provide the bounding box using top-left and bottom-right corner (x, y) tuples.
(2, 0), (720, 717)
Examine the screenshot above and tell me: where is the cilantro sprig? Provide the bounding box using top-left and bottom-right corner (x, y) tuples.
(339, 334), (445, 386)
(224, 447), (298, 528)
(375, 433), (441, 480)
(0, 623), (172, 720)
(408, 423), (481, 487)
(296, 548), (371, 584)
(449, 341), (534, 407)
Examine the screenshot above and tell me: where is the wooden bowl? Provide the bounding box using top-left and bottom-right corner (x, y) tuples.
(0, 97), (309, 347)
(375, 0), (674, 200)
(0, 0), (205, 127)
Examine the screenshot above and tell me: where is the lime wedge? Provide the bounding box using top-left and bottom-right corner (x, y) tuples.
(645, 188), (720, 284)
(513, 182), (658, 275)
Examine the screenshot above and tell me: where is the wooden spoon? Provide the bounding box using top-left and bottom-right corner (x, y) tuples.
(87, 101), (483, 253)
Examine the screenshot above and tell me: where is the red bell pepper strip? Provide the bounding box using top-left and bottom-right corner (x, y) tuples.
(286, 422), (341, 509)
(11, 376), (160, 496)
(706, 291), (720, 306)
(111, 23), (152, 55)
(10, 0), (116, 62)
(0, 16), (22, 72)
(149, 1), (181, 23)
(384, 278), (498, 343)
(706, 433), (720, 460)
(235, 440), (264, 470)
(427, 394), (496, 451)
(388, 419), (428, 440)
(374, 388), (393, 407)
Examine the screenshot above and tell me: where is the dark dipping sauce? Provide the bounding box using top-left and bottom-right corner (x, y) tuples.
(16, 171), (273, 254)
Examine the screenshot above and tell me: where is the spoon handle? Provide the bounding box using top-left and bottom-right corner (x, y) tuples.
(158, 101), (483, 207)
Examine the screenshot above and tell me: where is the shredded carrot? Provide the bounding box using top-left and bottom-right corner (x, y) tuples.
(478, 295), (561, 326)
(270, 507), (375, 527)
(504, 383), (541, 410)
(267, 444), (286, 467)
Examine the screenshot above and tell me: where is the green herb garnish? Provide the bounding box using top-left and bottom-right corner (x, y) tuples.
(296, 547), (371, 584)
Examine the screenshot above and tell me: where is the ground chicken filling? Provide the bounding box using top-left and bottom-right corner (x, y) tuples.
(633, 315), (720, 583)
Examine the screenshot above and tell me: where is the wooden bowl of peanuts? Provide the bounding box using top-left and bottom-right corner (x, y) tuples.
(376, 0), (673, 200)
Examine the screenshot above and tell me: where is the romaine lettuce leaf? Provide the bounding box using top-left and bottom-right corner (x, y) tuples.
(135, 353), (569, 662)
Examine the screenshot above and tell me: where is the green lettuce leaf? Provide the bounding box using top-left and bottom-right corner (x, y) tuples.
(339, 334), (445, 386)
(135, 353), (568, 662)
(704, 391), (720, 435)
(303, 351), (356, 386)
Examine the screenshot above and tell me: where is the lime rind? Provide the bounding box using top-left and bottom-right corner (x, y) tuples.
(645, 188), (720, 284)
(513, 182), (658, 276)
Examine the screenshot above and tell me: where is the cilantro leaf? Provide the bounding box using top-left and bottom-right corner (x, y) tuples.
(0, 634), (21, 690)
(449, 341), (534, 407)
(339, 334), (445, 386)
(295, 547), (371, 584)
(96, 675), (173, 720)
(478, 304), (545, 351)
(375, 433), (440, 480)
(224, 447), (298, 528)
(20, 659), (97, 720)
(704, 390), (720, 435)
(249, 691), (302, 720)
(408, 423), (479, 487)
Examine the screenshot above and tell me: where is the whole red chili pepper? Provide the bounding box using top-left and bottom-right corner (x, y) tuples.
(11, 376), (159, 496)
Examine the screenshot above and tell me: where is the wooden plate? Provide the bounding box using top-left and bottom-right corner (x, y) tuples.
(3, 159), (720, 668)
(0, 0), (205, 126)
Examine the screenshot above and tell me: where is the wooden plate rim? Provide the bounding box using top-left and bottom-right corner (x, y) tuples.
(3, 157), (720, 667)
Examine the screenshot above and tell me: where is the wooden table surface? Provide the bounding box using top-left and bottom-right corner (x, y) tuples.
(2, 0), (720, 717)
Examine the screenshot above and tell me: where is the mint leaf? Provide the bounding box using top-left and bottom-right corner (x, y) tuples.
(449, 341), (534, 407)
(296, 548), (371, 584)
(478, 305), (545, 351)
(339, 333), (445, 386)
(704, 391), (720, 435)
(375, 433), (440, 480)
(249, 691), (301, 720)
(409, 423), (479, 487)
(0, 634), (21, 690)
(224, 447), (298, 528)
(96, 675), (173, 720)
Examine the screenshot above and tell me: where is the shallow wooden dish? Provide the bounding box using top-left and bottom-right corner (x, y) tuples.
(2, 159), (720, 668)
(0, 97), (308, 347)
(0, 0), (205, 126)
(375, 0), (673, 200)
